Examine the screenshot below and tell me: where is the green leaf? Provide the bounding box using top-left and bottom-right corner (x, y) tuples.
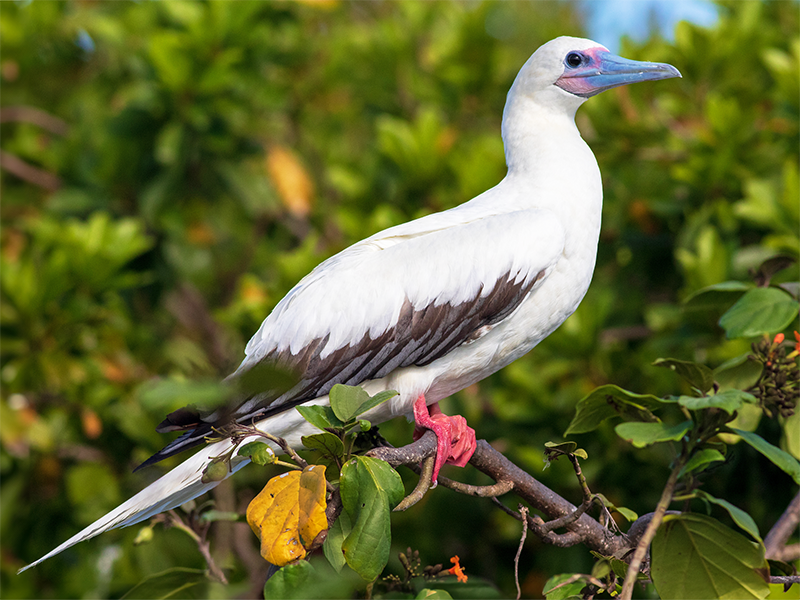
(340, 456), (405, 581)
(329, 384), (370, 423)
(302, 432), (345, 461)
(714, 354), (764, 392)
(354, 389), (398, 418)
(419, 579), (502, 599)
(767, 559), (797, 577)
(543, 441), (587, 462)
(679, 448), (726, 478)
(262, 560), (316, 599)
(614, 420), (693, 448)
(542, 573), (585, 599)
(544, 441), (578, 453)
(785, 411), (800, 461)
(237, 441), (275, 466)
(653, 358), (715, 394)
(416, 589), (453, 599)
(595, 494), (638, 522)
(683, 281), (752, 310)
(677, 390), (757, 415)
(323, 510), (351, 573)
(694, 490), (762, 543)
(651, 513), (769, 599)
(729, 428), (800, 484)
(718, 287), (799, 339)
(121, 567), (209, 599)
(262, 556), (359, 599)
(296, 405), (332, 431)
(565, 385), (663, 435)
(614, 506), (637, 522)
(591, 559), (611, 579)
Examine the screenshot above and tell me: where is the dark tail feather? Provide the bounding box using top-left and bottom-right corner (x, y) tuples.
(134, 425), (213, 472)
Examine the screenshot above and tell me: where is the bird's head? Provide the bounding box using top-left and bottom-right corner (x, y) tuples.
(510, 36), (681, 109)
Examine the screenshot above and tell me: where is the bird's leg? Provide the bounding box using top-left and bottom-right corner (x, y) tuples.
(412, 395), (477, 484)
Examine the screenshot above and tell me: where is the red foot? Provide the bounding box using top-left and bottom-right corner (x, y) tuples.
(412, 395), (477, 484)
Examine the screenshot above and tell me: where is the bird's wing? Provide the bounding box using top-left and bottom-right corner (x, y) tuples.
(241, 207), (565, 403)
(140, 207), (565, 466)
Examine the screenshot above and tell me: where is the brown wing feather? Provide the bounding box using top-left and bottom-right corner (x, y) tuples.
(137, 269), (544, 468)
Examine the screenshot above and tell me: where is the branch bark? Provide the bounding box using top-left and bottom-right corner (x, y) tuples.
(368, 432), (631, 557)
(0, 106), (69, 134)
(765, 489), (800, 562)
(0, 149), (62, 191)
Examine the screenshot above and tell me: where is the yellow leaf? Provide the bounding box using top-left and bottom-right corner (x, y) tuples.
(298, 465), (328, 547)
(246, 465), (328, 566)
(265, 145), (314, 218)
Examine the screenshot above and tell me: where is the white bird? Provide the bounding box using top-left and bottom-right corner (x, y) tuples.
(20, 36), (679, 572)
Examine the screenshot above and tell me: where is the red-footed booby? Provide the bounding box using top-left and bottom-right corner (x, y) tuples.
(20, 36), (679, 572)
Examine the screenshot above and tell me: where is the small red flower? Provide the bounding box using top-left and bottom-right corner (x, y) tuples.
(788, 331), (800, 359)
(774, 333), (785, 345)
(448, 555), (468, 583)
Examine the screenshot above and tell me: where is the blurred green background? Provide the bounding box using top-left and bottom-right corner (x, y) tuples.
(1, 1), (797, 598)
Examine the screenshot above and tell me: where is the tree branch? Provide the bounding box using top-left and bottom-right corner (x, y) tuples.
(368, 433), (631, 557)
(765, 489), (800, 561)
(159, 510), (228, 584)
(0, 150), (62, 191)
(0, 106), (69, 134)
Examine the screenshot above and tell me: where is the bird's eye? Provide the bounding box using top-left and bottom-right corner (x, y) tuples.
(565, 52), (583, 68)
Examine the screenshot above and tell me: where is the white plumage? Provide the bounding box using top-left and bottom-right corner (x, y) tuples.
(20, 36), (679, 572)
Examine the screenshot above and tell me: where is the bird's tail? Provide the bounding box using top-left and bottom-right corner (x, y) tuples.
(18, 435), (248, 574)
(18, 399), (324, 573)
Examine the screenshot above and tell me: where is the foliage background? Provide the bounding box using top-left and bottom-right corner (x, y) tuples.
(1, 1), (797, 598)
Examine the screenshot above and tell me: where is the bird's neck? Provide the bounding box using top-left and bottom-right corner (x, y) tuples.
(498, 92), (603, 253)
(501, 91), (588, 175)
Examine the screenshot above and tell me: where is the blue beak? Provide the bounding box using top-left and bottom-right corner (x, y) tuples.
(557, 51), (681, 97)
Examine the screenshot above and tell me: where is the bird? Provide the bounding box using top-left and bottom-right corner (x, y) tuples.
(20, 36), (679, 572)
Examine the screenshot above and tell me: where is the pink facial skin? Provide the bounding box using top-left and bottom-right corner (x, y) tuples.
(555, 46), (680, 98)
(554, 46), (611, 97)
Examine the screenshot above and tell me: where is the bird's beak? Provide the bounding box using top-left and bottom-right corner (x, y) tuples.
(556, 50), (681, 98)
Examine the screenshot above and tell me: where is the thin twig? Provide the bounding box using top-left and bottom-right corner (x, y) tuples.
(164, 511), (228, 584)
(538, 499), (592, 533)
(436, 475), (514, 497)
(514, 505), (529, 600)
(394, 456), (436, 511)
(619, 464), (681, 599)
(568, 454), (593, 502)
(490, 498), (583, 548)
(0, 106), (69, 134)
(0, 150), (62, 191)
(229, 424), (311, 471)
(369, 433), (630, 556)
(258, 431), (309, 468)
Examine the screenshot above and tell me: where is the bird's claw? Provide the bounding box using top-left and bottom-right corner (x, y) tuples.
(412, 395), (477, 484)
